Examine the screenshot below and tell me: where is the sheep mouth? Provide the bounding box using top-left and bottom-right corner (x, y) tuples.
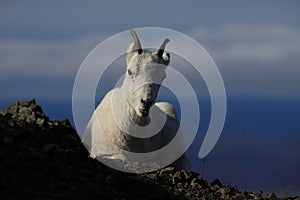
(139, 108), (149, 117)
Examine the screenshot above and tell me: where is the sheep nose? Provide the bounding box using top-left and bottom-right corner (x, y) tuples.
(141, 97), (153, 109)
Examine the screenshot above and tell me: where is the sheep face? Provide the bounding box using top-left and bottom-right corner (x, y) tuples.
(125, 51), (169, 117)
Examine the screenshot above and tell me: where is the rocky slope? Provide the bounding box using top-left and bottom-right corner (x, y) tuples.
(0, 99), (298, 200)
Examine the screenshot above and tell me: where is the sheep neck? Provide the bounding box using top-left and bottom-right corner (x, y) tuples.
(112, 87), (151, 135)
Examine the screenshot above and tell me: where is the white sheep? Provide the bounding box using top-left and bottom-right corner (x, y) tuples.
(82, 30), (191, 172)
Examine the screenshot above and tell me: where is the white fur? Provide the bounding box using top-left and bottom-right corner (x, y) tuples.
(82, 35), (191, 172)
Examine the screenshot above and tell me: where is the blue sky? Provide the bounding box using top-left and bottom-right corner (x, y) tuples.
(1, 1), (300, 101)
(1, 0), (300, 196)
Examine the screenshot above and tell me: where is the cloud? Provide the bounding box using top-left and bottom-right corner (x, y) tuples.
(189, 24), (300, 97)
(1, 23), (300, 102)
(190, 24), (300, 65)
(0, 33), (109, 79)
(0, 33), (109, 101)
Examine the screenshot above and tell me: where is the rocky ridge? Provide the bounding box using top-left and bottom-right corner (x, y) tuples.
(0, 99), (298, 200)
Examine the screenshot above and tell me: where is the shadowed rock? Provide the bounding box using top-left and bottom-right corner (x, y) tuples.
(0, 99), (297, 200)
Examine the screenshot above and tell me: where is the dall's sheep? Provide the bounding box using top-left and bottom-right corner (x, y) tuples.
(83, 30), (191, 172)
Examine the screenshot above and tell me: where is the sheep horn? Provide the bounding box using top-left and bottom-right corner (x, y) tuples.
(157, 38), (170, 57)
(130, 30), (143, 54)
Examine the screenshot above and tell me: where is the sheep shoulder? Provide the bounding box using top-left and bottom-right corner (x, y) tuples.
(155, 102), (191, 171)
(83, 88), (128, 159)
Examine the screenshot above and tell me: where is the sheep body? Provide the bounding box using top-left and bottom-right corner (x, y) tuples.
(82, 30), (191, 172)
(83, 88), (191, 171)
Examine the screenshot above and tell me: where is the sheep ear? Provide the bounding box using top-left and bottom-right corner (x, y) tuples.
(156, 38), (170, 57)
(163, 53), (170, 65)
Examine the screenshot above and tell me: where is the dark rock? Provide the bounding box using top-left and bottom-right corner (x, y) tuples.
(0, 99), (295, 200)
(0, 98), (49, 129)
(211, 178), (222, 188)
(267, 192), (279, 200)
(198, 177), (209, 188)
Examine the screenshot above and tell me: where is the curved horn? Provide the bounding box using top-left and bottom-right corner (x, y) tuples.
(157, 38), (170, 57)
(130, 30), (142, 54)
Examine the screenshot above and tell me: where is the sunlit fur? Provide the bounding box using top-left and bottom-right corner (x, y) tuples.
(83, 31), (191, 171)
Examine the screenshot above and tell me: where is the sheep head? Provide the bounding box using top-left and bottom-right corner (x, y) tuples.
(123, 30), (170, 118)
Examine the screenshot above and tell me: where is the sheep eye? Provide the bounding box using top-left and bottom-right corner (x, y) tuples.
(127, 69), (133, 76)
